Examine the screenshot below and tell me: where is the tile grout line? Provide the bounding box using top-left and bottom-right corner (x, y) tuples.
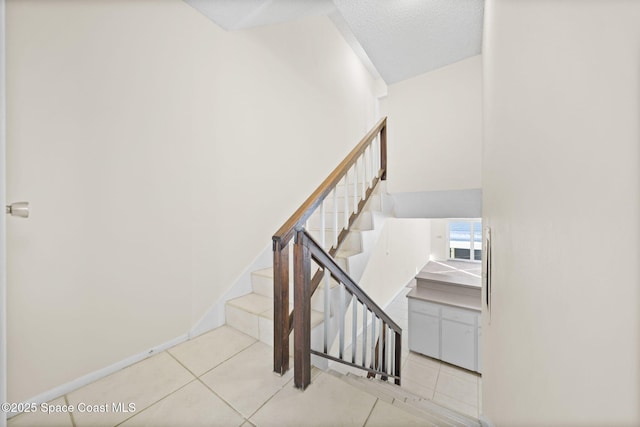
(176, 336), (259, 379)
(166, 349), (201, 379)
(361, 397), (380, 427)
(194, 377), (248, 424)
(113, 378), (198, 427)
(165, 345), (251, 421)
(242, 368), (296, 421)
(111, 349), (200, 426)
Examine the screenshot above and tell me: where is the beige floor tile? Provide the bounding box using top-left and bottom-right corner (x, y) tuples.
(434, 371), (478, 407)
(401, 357), (439, 390)
(119, 380), (244, 427)
(200, 342), (293, 418)
(169, 325), (256, 376)
(365, 399), (429, 427)
(67, 352), (193, 426)
(433, 392), (478, 419)
(249, 372), (376, 427)
(8, 397), (73, 427)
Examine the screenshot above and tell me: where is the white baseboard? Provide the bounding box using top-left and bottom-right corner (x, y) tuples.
(6, 333), (188, 419)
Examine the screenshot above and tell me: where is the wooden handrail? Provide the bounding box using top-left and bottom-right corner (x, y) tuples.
(272, 117), (387, 248)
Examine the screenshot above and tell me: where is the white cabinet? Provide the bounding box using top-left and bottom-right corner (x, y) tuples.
(408, 297), (481, 372)
(409, 311), (440, 358)
(477, 327), (482, 371)
(442, 319), (476, 371)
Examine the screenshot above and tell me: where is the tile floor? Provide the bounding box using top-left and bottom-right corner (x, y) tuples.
(8, 282), (481, 427)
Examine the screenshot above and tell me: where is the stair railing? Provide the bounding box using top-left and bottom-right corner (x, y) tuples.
(295, 229), (401, 389)
(272, 117), (394, 389)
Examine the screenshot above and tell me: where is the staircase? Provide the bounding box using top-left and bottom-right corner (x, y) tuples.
(222, 119), (482, 425)
(224, 181), (386, 350)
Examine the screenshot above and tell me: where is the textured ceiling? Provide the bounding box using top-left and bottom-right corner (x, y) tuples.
(185, 0), (484, 84)
(333, 0), (484, 84)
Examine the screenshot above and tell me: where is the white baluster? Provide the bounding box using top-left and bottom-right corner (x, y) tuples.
(369, 145), (374, 187)
(360, 155), (365, 200)
(351, 295), (357, 363)
(375, 135), (380, 176)
(320, 199), (325, 249)
(323, 268), (329, 353)
(362, 306), (368, 367)
(333, 188), (338, 247)
(343, 175), (349, 232)
(378, 322), (387, 372)
(353, 163), (358, 214)
(339, 285), (345, 359)
(370, 314), (376, 370)
(390, 330), (394, 376)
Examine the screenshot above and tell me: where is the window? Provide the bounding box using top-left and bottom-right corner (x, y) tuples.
(448, 220), (482, 261)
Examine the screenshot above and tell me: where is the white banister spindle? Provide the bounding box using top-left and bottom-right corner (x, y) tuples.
(363, 148), (369, 188)
(323, 268), (330, 352)
(333, 188), (338, 247)
(320, 199), (325, 249)
(370, 315), (376, 370)
(339, 285), (345, 359)
(338, 283), (347, 359)
(362, 306), (368, 367)
(390, 330), (394, 376)
(343, 175), (349, 232)
(378, 322), (387, 372)
(351, 295), (357, 363)
(375, 135), (380, 175)
(360, 155), (365, 200)
(353, 163), (358, 214)
(369, 146), (374, 187)
(388, 329), (393, 375)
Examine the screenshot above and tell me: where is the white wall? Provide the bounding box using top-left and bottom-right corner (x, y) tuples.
(359, 219), (431, 309)
(380, 55), (482, 194)
(482, 0), (640, 425)
(429, 219), (449, 261)
(6, 0), (379, 402)
(0, 1), (7, 425)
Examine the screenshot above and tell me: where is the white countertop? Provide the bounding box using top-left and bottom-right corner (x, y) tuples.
(407, 260), (482, 311)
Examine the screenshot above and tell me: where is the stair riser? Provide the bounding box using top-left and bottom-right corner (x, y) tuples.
(306, 230), (362, 253)
(307, 210), (374, 232)
(251, 270), (338, 299)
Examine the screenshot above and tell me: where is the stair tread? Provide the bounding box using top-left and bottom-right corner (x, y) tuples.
(333, 371), (480, 426)
(252, 267), (274, 278)
(227, 293), (324, 328)
(335, 249), (362, 258)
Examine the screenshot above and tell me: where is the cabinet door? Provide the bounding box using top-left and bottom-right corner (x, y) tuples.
(408, 312), (439, 359)
(477, 327), (482, 372)
(441, 319), (475, 371)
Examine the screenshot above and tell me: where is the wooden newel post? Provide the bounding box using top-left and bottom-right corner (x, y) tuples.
(273, 238), (290, 375)
(293, 229), (311, 390)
